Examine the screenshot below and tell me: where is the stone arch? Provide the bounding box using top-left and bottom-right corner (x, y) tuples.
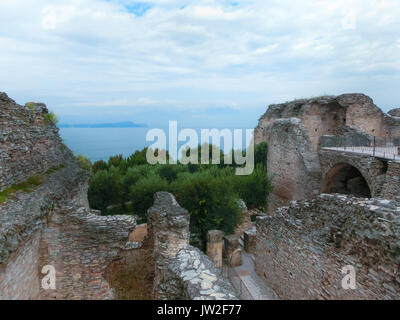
(319, 150), (386, 198)
(323, 163), (371, 198)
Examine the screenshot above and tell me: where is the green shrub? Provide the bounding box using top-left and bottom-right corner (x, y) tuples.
(129, 174), (170, 219)
(92, 160), (108, 174)
(25, 102), (35, 111)
(126, 148), (149, 166)
(86, 146), (273, 251)
(171, 167), (242, 250)
(234, 164), (273, 209)
(157, 164), (188, 183)
(108, 155), (126, 169)
(254, 142), (268, 167)
(43, 112), (59, 124)
(76, 154), (92, 171)
(88, 167), (124, 210)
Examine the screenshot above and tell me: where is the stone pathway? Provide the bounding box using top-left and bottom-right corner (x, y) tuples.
(227, 251), (278, 300)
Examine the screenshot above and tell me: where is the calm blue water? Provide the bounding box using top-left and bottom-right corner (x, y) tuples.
(59, 126), (253, 163)
(59, 128), (151, 162)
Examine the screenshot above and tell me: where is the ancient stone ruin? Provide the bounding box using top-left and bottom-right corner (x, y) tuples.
(1, 91), (399, 300)
(0, 93), (236, 300)
(255, 93), (400, 211)
(253, 93), (400, 299)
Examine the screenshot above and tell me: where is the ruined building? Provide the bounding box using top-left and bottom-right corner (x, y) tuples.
(1, 90), (399, 300)
(0, 93), (236, 300)
(253, 93), (400, 299)
(255, 93), (400, 211)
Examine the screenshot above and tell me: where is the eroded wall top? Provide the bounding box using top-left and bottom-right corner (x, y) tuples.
(0, 92), (70, 192)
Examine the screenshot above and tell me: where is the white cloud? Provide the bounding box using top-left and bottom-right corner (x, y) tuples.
(0, 0), (399, 115)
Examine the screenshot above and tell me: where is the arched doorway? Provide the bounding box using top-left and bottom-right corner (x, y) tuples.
(323, 163), (371, 198)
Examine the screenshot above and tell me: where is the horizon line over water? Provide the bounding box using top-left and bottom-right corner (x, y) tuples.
(59, 126), (254, 163)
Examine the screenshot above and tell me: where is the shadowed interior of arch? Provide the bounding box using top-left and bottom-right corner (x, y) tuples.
(323, 163), (371, 198)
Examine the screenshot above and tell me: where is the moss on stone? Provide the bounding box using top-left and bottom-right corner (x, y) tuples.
(0, 175), (44, 204)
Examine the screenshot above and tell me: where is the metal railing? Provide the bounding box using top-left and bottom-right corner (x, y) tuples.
(322, 146), (400, 161)
(322, 136), (400, 162)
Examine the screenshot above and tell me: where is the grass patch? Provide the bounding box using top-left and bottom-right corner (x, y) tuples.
(45, 164), (66, 175)
(25, 102), (35, 111)
(0, 175), (44, 204)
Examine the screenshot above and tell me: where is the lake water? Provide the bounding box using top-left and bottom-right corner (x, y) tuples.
(59, 127), (151, 162)
(59, 126), (254, 163)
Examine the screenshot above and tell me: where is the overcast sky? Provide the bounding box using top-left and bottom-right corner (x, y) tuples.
(0, 0), (399, 127)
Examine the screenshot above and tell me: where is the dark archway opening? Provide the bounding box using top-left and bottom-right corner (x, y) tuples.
(323, 163), (371, 198)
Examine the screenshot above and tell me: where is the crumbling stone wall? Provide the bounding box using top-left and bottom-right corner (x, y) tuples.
(0, 92), (68, 192)
(380, 161), (400, 201)
(0, 160), (87, 264)
(255, 93), (400, 211)
(254, 194), (400, 300)
(389, 108), (400, 118)
(0, 160), (136, 300)
(259, 118), (322, 210)
(319, 149), (386, 198)
(147, 192), (237, 300)
(147, 192), (190, 299)
(37, 207), (136, 300)
(0, 92), (136, 300)
(256, 94), (400, 149)
(0, 231), (41, 300)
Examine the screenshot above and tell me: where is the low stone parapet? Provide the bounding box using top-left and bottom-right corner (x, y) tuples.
(147, 192), (237, 300)
(162, 246), (237, 300)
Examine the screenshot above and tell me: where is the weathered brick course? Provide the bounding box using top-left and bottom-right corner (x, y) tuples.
(255, 194), (400, 300)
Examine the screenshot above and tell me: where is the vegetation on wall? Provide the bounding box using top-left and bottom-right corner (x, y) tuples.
(88, 142), (271, 250)
(0, 175), (44, 204)
(43, 112), (59, 124)
(76, 154), (92, 171)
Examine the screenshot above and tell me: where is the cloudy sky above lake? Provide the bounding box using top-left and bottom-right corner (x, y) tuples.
(0, 0), (399, 127)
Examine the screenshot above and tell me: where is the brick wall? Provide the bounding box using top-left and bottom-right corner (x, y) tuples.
(254, 194), (400, 300)
(0, 231), (41, 300)
(380, 161), (400, 200)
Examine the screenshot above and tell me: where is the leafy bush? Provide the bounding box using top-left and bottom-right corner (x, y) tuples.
(157, 164), (188, 183)
(126, 148), (149, 166)
(92, 160), (108, 174)
(254, 142), (268, 167)
(129, 174), (170, 219)
(87, 146), (273, 251)
(43, 112), (59, 124)
(234, 164), (273, 209)
(88, 167), (124, 210)
(76, 154), (92, 171)
(171, 167), (242, 250)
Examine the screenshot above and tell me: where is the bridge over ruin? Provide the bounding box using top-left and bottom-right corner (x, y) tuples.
(319, 147), (400, 199)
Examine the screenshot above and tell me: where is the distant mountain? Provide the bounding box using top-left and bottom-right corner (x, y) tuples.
(58, 121), (147, 128)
